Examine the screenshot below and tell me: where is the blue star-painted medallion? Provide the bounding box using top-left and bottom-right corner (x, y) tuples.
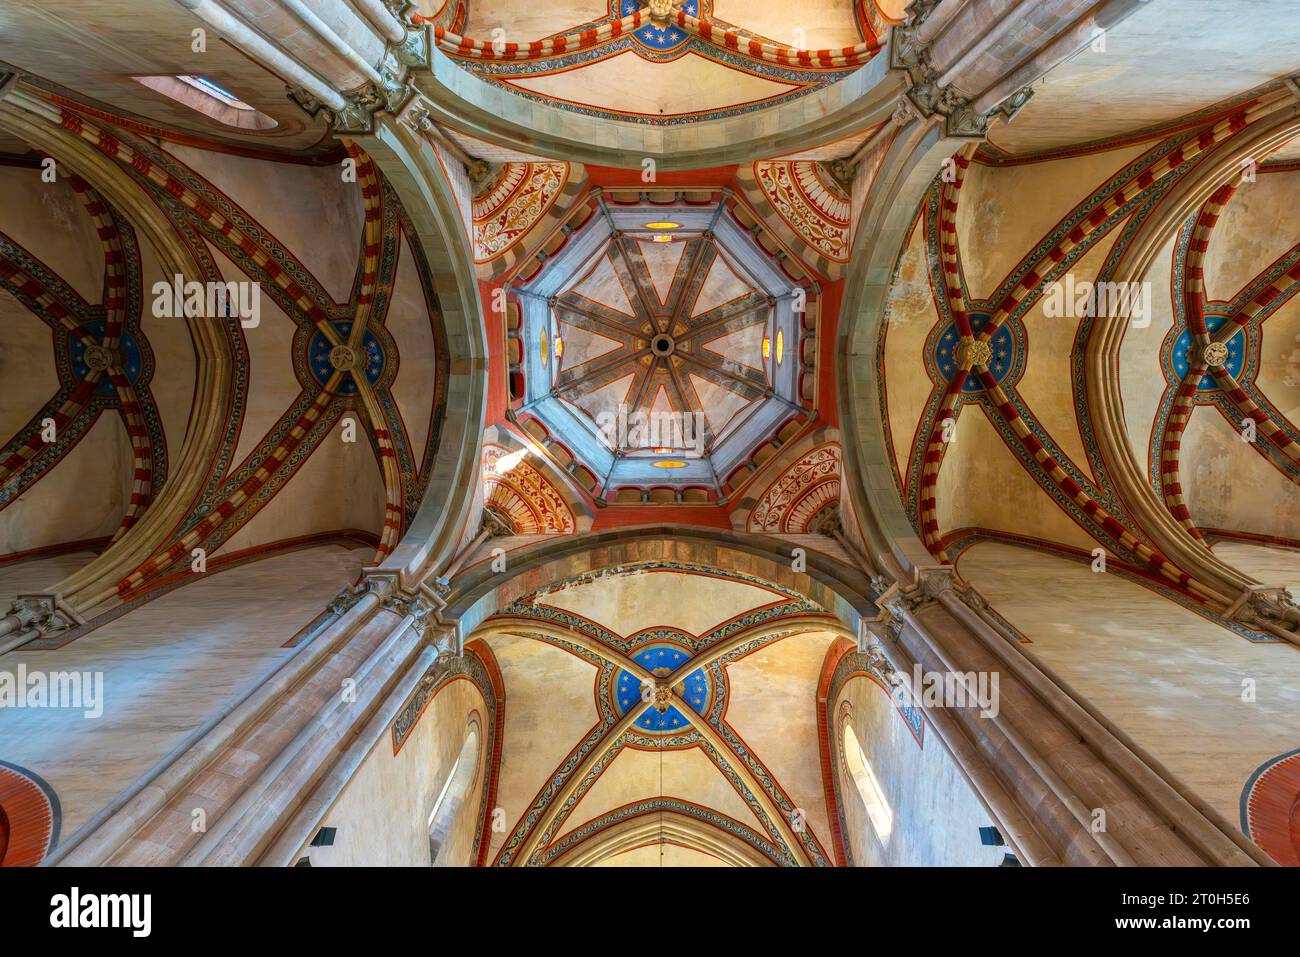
(613, 642), (712, 733)
(307, 320), (385, 395)
(933, 311), (1016, 393)
(620, 0), (699, 53)
(1168, 314), (1245, 390)
(70, 321), (143, 396)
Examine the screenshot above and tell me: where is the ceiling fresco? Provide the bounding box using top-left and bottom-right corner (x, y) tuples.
(877, 110), (1300, 640)
(426, 0), (879, 124)
(3, 0), (1299, 877)
(513, 193), (808, 496)
(478, 563), (845, 866)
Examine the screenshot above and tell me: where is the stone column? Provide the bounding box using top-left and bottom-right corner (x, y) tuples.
(52, 578), (447, 865)
(865, 568), (1271, 866)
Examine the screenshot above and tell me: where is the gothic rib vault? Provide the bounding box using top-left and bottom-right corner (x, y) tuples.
(0, 0), (1296, 876)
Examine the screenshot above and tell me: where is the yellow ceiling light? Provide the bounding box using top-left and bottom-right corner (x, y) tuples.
(775, 329), (785, 365)
(651, 234), (674, 243)
(540, 328), (548, 367)
(762, 335), (771, 360)
(643, 221), (681, 230)
(652, 459), (687, 469)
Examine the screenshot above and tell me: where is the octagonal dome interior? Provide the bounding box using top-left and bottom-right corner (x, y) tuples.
(517, 197), (805, 493)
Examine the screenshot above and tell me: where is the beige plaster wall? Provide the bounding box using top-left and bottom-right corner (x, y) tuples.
(502, 51), (799, 120)
(1180, 404), (1300, 543)
(837, 674), (1004, 866)
(956, 146), (1147, 303)
(957, 541), (1300, 829)
(1202, 169), (1300, 305)
(0, 542), (366, 837)
(299, 675), (488, 867)
(1211, 540), (1300, 599)
(0, 550), (95, 602)
(164, 145), (365, 303)
(881, 214), (939, 484)
(481, 634), (599, 862)
(0, 415), (133, 555)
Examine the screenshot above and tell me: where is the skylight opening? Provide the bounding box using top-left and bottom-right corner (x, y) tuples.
(178, 75), (253, 110)
(132, 75), (278, 131)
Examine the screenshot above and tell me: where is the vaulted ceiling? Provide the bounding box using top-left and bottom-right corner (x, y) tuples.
(0, 116), (448, 595)
(517, 195), (806, 494)
(475, 564), (841, 866)
(441, 0), (880, 124)
(1, 0), (1298, 871)
(877, 109), (1300, 615)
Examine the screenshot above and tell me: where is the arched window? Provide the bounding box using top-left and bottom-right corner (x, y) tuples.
(842, 722), (893, 845)
(427, 723), (481, 866)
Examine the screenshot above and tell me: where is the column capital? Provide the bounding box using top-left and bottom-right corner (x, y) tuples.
(1227, 586), (1300, 644)
(876, 564), (991, 634)
(289, 45), (418, 135)
(8, 592), (84, 637)
(380, 588), (438, 636)
(480, 505), (517, 539)
(889, 13), (1033, 138)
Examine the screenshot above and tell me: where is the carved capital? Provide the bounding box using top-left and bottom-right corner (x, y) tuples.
(480, 506), (516, 539)
(1230, 586), (1300, 637)
(916, 565), (960, 600)
(359, 568), (401, 598)
(328, 572), (397, 616)
(889, 23), (936, 82)
(8, 593), (84, 636)
(391, 21), (430, 70)
(878, 566), (965, 626)
(399, 100), (434, 135)
(891, 98), (918, 127)
(382, 0), (414, 20)
(291, 56), (415, 135)
(826, 158), (856, 189)
(887, 586), (938, 617)
(466, 157), (493, 185)
(994, 85), (1035, 124)
(327, 584), (364, 617)
(424, 623), (459, 658)
(862, 639), (901, 686)
(903, 0), (944, 26)
(400, 99), (492, 184)
(808, 503), (843, 538)
(890, 16), (1025, 140)
(382, 589), (438, 637)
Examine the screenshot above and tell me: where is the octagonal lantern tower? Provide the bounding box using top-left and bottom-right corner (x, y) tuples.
(515, 196), (805, 496)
